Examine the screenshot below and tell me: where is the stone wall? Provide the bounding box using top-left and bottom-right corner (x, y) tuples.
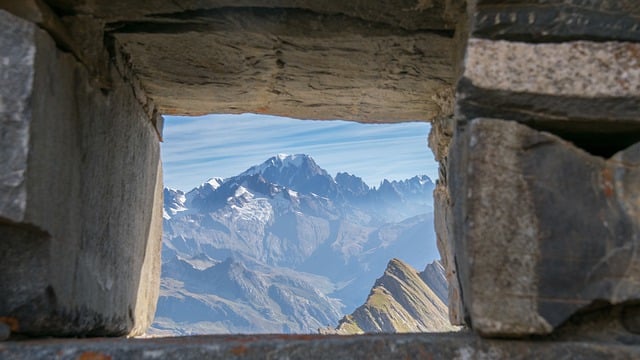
(0, 0), (463, 337)
(0, 8), (162, 336)
(433, 0), (640, 337)
(1, 0), (639, 349)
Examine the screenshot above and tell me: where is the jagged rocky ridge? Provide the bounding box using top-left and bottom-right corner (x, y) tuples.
(152, 154), (438, 335)
(330, 259), (457, 334)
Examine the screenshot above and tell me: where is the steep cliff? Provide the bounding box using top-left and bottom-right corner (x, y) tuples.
(334, 259), (456, 334)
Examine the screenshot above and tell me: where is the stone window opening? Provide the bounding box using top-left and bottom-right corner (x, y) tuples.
(2, 1), (640, 357)
(152, 113), (448, 337)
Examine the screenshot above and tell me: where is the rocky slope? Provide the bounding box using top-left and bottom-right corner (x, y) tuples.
(333, 259), (456, 334)
(152, 154), (437, 334)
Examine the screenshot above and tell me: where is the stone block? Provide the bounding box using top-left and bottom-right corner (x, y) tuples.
(457, 38), (640, 157)
(461, 39), (640, 99)
(0, 0), (89, 70)
(0, 10), (162, 336)
(470, 0), (640, 42)
(0, 8), (33, 222)
(449, 118), (640, 337)
(109, 7), (457, 122)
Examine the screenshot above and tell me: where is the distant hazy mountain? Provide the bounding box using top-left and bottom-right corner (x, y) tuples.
(331, 259), (457, 334)
(151, 154), (437, 335)
(152, 249), (342, 335)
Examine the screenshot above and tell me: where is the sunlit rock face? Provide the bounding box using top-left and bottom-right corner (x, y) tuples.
(333, 259), (457, 334)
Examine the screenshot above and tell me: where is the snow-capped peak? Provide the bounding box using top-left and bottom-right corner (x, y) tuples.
(233, 185), (252, 199)
(163, 188), (188, 219)
(416, 175), (433, 186)
(276, 153), (305, 167)
(240, 154), (311, 177)
(205, 177), (223, 189)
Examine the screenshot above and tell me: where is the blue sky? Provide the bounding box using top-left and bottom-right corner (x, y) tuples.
(161, 114), (438, 191)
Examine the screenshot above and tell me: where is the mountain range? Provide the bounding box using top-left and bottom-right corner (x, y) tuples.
(151, 154), (440, 335)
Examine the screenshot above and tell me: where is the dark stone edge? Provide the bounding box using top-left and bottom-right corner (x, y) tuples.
(456, 78), (640, 158)
(471, 4), (640, 43)
(105, 7), (455, 38)
(1, 332), (640, 359)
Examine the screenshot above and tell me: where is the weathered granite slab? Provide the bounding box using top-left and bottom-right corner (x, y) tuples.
(109, 7), (457, 121)
(450, 118), (640, 336)
(462, 40), (640, 99)
(457, 38), (640, 157)
(0, 7), (34, 222)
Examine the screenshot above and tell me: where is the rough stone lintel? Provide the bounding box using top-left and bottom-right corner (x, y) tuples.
(106, 7), (458, 122)
(1, 332), (640, 359)
(450, 118), (640, 337)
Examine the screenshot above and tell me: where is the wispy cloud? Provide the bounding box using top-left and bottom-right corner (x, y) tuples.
(162, 114), (438, 191)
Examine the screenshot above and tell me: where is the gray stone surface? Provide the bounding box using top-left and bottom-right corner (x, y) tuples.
(463, 39), (640, 98)
(622, 306), (640, 335)
(450, 118), (640, 336)
(2, 332), (640, 359)
(0, 10), (162, 337)
(0, 322), (10, 341)
(131, 161), (164, 336)
(0, 9), (33, 223)
(0, 0), (90, 74)
(457, 38), (640, 158)
(470, 0), (640, 42)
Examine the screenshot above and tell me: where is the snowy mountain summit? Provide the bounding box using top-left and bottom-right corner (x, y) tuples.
(239, 154), (337, 199)
(242, 154), (316, 177)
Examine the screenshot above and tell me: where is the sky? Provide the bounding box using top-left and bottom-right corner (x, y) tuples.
(161, 113), (439, 191)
